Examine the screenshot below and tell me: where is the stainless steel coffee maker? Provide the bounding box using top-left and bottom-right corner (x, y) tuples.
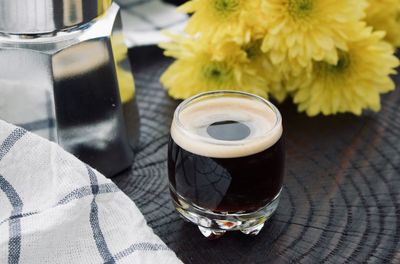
(0, 0), (139, 177)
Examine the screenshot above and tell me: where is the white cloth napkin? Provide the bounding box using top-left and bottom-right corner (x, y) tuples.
(116, 0), (187, 47)
(0, 120), (182, 264)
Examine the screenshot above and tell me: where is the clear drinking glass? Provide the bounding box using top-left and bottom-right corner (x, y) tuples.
(168, 90), (285, 238)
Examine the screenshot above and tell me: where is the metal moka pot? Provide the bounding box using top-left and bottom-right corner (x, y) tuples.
(0, 0), (140, 177)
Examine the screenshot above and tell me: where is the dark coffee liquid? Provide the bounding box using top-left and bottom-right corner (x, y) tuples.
(206, 121), (251, 141)
(168, 135), (285, 213)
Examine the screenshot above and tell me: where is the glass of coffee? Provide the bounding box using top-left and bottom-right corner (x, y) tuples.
(168, 90), (285, 238)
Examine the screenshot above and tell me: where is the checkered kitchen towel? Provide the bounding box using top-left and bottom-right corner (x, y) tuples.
(0, 120), (181, 264)
(117, 0), (187, 47)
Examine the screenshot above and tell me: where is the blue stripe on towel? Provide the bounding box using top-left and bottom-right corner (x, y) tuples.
(87, 166), (116, 264)
(114, 242), (170, 260)
(0, 128), (27, 264)
(0, 128), (26, 161)
(0, 176), (23, 264)
(57, 183), (119, 205)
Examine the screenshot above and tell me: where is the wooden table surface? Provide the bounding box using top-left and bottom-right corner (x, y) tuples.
(114, 47), (400, 263)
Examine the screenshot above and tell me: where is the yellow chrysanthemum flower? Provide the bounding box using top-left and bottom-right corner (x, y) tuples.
(238, 40), (289, 102)
(178, 0), (265, 44)
(160, 35), (270, 99)
(261, 0), (368, 73)
(211, 39), (289, 102)
(365, 0), (400, 47)
(292, 29), (399, 116)
(160, 58), (268, 99)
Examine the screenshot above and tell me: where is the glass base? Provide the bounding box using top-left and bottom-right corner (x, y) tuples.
(172, 188), (282, 239)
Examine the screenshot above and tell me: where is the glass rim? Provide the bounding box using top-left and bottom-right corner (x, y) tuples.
(173, 90), (282, 146)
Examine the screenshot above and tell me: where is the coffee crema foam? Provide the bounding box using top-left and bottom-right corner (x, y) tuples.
(171, 97), (282, 158)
